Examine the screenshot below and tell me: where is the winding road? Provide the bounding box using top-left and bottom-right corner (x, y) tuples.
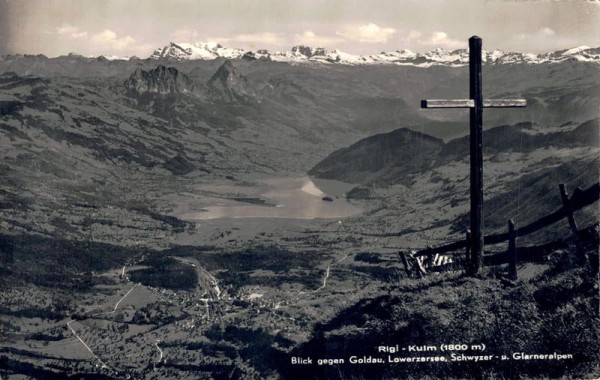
(312, 254), (348, 293)
(112, 286), (136, 313)
(155, 340), (164, 364)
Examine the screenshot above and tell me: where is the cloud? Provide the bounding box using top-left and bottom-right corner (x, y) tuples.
(89, 29), (154, 55)
(416, 31), (464, 50)
(171, 28), (200, 42)
(169, 30), (285, 48)
(510, 27), (577, 52)
(57, 24), (77, 35)
(336, 23), (395, 43)
(540, 27), (556, 36)
(516, 26), (556, 40)
(56, 24), (87, 39)
(293, 31), (343, 47)
(90, 29), (138, 50)
(229, 32), (285, 46)
(56, 25), (153, 56)
(407, 30), (422, 40)
(56, 24), (151, 54)
(171, 28), (230, 45)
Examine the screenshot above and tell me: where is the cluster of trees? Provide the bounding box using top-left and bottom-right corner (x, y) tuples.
(129, 262), (197, 290)
(354, 252), (382, 263)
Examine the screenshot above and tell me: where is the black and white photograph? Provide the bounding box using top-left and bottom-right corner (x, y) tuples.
(0, 0), (598, 379)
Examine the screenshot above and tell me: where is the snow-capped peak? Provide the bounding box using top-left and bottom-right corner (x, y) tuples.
(562, 45), (591, 56)
(150, 41), (245, 60)
(97, 54), (129, 61)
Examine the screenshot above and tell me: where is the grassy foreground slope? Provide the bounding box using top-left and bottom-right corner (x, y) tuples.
(281, 238), (599, 380)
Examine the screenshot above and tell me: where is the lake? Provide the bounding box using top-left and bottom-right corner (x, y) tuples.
(178, 176), (362, 220)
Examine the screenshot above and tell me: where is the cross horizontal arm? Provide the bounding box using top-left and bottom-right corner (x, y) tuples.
(482, 99), (527, 108)
(421, 99), (473, 108)
(420, 99), (527, 109)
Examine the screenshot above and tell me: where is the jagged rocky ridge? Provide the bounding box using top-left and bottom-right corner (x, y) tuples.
(124, 60), (256, 103)
(206, 60), (257, 102)
(125, 65), (196, 96)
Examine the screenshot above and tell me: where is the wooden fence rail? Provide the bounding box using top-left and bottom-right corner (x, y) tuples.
(415, 182), (599, 258)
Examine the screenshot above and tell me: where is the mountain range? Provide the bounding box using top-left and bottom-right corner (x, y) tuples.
(148, 41), (600, 66)
(3, 43), (599, 67)
(310, 119), (599, 186)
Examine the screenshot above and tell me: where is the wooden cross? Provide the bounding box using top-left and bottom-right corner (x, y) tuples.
(420, 36), (526, 276)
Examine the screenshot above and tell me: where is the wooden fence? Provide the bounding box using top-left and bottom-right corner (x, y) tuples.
(406, 182), (599, 278)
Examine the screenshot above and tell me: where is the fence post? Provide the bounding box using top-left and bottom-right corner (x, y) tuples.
(427, 251), (434, 272)
(400, 251), (411, 276)
(508, 219), (517, 280)
(559, 184), (586, 265)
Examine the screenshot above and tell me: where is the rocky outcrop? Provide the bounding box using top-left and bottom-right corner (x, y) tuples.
(206, 60), (257, 103)
(125, 65), (196, 96)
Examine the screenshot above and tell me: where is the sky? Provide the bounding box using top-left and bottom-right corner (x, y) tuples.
(0, 0), (599, 57)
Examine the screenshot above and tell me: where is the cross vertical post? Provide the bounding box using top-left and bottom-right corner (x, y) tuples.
(420, 36), (526, 277)
(468, 36), (484, 276)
